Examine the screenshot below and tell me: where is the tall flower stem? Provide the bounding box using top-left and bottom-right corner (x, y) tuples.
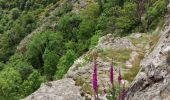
(92, 56), (98, 100)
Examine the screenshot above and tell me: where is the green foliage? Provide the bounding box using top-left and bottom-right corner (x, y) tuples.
(55, 50), (76, 79)
(20, 70), (43, 97)
(11, 8), (20, 20)
(0, 62), (4, 70)
(90, 31), (101, 49)
(78, 19), (96, 40)
(115, 2), (137, 32)
(148, 0), (168, 18)
(57, 14), (81, 40)
(43, 49), (59, 80)
(80, 3), (100, 19)
(0, 55), (43, 99)
(26, 31), (63, 69)
(0, 67), (22, 100)
(55, 1), (73, 16)
(147, 0), (169, 29)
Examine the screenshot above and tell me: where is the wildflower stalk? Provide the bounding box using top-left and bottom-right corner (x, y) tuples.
(109, 62), (116, 100)
(92, 56), (98, 100)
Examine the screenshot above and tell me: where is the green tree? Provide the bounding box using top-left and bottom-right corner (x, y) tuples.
(43, 49), (59, 80)
(0, 67), (22, 100)
(55, 50), (76, 79)
(78, 19), (96, 40)
(20, 70), (43, 97)
(57, 14), (81, 40)
(11, 8), (20, 20)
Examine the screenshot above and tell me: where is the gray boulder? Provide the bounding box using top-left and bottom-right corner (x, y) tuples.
(24, 78), (83, 100)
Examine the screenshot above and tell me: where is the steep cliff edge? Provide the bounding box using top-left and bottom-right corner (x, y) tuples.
(125, 3), (170, 100)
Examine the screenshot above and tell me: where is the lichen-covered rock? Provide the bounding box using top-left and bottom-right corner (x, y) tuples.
(125, 3), (170, 100)
(24, 78), (83, 100)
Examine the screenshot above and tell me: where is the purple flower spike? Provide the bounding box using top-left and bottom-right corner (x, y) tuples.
(92, 58), (98, 92)
(92, 73), (98, 91)
(109, 62), (114, 84)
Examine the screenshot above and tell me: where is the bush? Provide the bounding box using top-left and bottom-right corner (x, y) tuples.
(0, 62), (4, 70)
(43, 49), (59, 80)
(11, 8), (20, 20)
(57, 14), (81, 40)
(26, 31), (63, 69)
(55, 50), (76, 79)
(80, 3), (100, 19)
(0, 67), (22, 100)
(78, 19), (96, 40)
(90, 31), (101, 49)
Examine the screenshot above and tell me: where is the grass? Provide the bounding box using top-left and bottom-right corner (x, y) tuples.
(98, 49), (132, 63)
(75, 77), (92, 96)
(149, 33), (160, 52)
(123, 52), (144, 82)
(129, 34), (149, 46)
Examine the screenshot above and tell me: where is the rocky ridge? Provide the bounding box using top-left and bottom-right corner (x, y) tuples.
(125, 3), (170, 100)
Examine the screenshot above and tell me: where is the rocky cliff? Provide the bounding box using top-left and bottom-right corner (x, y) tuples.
(125, 3), (170, 100)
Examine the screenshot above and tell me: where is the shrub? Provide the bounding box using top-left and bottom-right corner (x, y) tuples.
(80, 3), (100, 19)
(90, 31), (101, 49)
(43, 49), (59, 80)
(0, 62), (4, 70)
(57, 14), (81, 40)
(0, 67), (22, 100)
(55, 50), (76, 79)
(78, 19), (96, 40)
(11, 8), (20, 20)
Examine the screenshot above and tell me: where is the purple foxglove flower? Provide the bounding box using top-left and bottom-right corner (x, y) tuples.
(92, 58), (98, 92)
(109, 62), (114, 84)
(92, 73), (98, 91)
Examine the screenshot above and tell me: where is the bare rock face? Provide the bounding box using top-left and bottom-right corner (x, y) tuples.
(97, 34), (135, 50)
(25, 78), (83, 100)
(125, 4), (170, 100)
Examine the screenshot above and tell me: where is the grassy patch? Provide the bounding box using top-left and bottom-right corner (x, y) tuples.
(129, 34), (150, 46)
(149, 33), (160, 52)
(98, 49), (132, 63)
(123, 52), (144, 82)
(75, 77), (91, 95)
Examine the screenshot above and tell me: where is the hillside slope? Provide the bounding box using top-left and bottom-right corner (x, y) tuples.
(0, 0), (169, 100)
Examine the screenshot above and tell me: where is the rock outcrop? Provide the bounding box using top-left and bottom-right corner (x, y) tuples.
(125, 4), (170, 100)
(24, 78), (83, 100)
